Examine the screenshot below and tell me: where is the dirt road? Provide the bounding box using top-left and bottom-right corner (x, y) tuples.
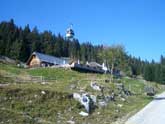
(125, 92), (165, 124)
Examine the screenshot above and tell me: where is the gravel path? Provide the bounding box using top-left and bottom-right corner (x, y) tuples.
(125, 92), (165, 124)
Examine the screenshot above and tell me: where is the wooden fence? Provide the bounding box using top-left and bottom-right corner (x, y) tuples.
(2, 75), (57, 84)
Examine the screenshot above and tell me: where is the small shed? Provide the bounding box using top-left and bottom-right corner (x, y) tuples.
(26, 52), (69, 68)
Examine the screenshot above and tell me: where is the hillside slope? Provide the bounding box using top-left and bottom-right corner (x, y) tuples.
(0, 63), (165, 124)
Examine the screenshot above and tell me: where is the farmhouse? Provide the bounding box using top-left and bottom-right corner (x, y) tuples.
(26, 52), (119, 75)
(26, 52), (69, 67)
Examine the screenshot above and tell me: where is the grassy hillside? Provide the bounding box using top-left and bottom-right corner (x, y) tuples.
(0, 63), (165, 124)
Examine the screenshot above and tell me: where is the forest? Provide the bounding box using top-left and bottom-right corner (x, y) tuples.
(0, 19), (165, 84)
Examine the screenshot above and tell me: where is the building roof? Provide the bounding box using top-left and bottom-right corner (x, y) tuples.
(87, 62), (102, 68)
(27, 52), (68, 65)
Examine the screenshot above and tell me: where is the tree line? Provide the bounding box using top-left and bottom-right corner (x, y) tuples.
(0, 19), (165, 84)
(0, 19), (103, 62)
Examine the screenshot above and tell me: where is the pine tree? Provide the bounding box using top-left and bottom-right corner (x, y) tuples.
(9, 39), (21, 60)
(155, 64), (161, 83)
(160, 65), (165, 84)
(160, 55), (165, 65)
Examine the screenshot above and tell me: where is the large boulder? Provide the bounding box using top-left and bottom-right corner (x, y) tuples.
(144, 86), (155, 96)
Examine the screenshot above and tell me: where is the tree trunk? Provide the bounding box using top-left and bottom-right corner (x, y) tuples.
(110, 63), (114, 83)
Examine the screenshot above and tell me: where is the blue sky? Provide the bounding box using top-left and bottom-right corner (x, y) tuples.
(0, 0), (165, 62)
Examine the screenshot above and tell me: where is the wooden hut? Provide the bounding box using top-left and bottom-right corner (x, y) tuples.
(26, 52), (69, 68)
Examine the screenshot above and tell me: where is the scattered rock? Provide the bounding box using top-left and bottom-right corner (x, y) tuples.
(121, 97), (126, 102)
(73, 93), (95, 113)
(80, 89), (85, 92)
(105, 96), (112, 102)
(0, 121), (4, 123)
(124, 90), (131, 96)
(105, 94), (115, 102)
(116, 83), (124, 90)
(67, 94), (73, 99)
(81, 94), (90, 112)
(67, 120), (75, 124)
(41, 91), (46, 95)
(73, 93), (81, 101)
(28, 100), (32, 104)
(34, 94), (38, 98)
(117, 104), (123, 108)
(144, 86), (155, 96)
(98, 101), (107, 107)
(116, 83), (132, 96)
(0, 84), (9, 87)
(57, 120), (61, 124)
(41, 82), (46, 85)
(70, 84), (76, 90)
(115, 109), (119, 113)
(79, 111), (89, 117)
(105, 79), (110, 83)
(90, 82), (101, 91)
(90, 95), (97, 103)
